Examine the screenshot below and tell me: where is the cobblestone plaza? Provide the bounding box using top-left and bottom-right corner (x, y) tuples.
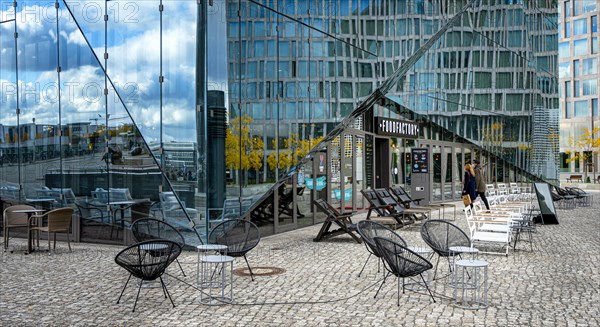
(2, 194), (598, 326)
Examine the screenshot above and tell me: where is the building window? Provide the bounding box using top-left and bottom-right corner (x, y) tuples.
(566, 101), (573, 118)
(565, 0), (571, 17)
(574, 80), (580, 97)
(574, 59), (580, 77)
(593, 98), (599, 117)
(565, 21), (571, 37)
(582, 58), (598, 75)
(574, 0), (582, 15)
(559, 62), (571, 78)
(583, 0), (597, 13)
(574, 39), (588, 56)
(592, 16), (598, 33)
(574, 100), (588, 117)
(583, 79), (597, 96)
(593, 37), (599, 54)
(573, 18), (587, 35)
(559, 42), (570, 58)
(565, 81), (572, 98)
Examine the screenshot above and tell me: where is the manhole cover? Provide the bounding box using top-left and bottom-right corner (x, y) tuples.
(233, 266), (286, 277)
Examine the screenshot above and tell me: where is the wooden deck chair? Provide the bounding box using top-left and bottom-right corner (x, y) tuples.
(361, 189), (407, 228)
(374, 188), (431, 222)
(312, 199), (361, 243)
(390, 186), (442, 213)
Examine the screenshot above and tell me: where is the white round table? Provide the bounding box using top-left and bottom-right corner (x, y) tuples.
(196, 244), (228, 287)
(199, 255), (234, 305)
(453, 259), (489, 309)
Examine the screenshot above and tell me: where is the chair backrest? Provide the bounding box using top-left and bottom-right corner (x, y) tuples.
(420, 219), (471, 257)
(131, 218), (185, 247)
(222, 198), (253, 219)
(115, 240), (182, 281)
(208, 219), (260, 256)
(509, 183), (520, 194)
(46, 208), (74, 231)
(3, 205), (36, 226)
(486, 184), (496, 196)
(374, 188), (405, 214)
(360, 189), (391, 217)
(373, 236), (433, 278)
(356, 220), (406, 258)
(313, 198), (339, 218)
(74, 200), (106, 219)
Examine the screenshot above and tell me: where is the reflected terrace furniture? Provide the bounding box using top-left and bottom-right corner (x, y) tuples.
(3, 205), (36, 250)
(115, 240), (182, 312)
(29, 207), (74, 253)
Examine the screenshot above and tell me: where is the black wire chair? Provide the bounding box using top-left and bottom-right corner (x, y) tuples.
(356, 220), (406, 275)
(115, 240), (182, 312)
(356, 220), (408, 299)
(373, 236), (435, 305)
(208, 219), (261, 281)
(130, 218), (187, 277)
(420, 220), (471, 280)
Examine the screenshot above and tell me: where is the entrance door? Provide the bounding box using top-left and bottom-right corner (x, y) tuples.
(375, 138), (390, 189)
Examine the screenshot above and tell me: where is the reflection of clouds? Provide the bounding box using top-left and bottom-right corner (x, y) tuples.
(1, 1), (225, 143)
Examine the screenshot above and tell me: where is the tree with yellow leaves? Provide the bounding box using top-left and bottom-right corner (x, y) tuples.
(225, 115), (264, 184)
(565, 127), (600, 181)
(267, 134), (323, 173)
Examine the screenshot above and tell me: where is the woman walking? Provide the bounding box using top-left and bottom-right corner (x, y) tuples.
(463, 163), (477, 209)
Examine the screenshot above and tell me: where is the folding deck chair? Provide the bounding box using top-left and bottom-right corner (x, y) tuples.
(312, 199), (362, 243)
(374, 188), (431, 222)
(361, 189), (410, 228)
(390, 186), (442, 216)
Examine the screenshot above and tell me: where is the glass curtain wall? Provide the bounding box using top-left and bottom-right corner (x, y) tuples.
(1, 1), (201, 245)
(2, 0), (559, 243)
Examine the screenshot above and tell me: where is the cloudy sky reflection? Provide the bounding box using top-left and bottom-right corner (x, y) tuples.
(1, 0), (227, 143)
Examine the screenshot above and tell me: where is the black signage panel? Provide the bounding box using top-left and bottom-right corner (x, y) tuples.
(534, 182), (559, 224)
(411, 148), (429, 173)
(375, 116), (419, 138)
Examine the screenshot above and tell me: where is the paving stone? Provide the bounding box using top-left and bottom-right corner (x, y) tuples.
(1, 193), (599, 326)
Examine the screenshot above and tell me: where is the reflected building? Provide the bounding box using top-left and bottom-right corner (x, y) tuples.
(225, 0), (558, 205)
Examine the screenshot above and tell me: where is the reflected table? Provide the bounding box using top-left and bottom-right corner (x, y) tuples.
(14, 209), (46, 254)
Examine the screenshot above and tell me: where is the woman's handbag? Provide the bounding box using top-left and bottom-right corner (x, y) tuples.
(462, 194), (472, 206)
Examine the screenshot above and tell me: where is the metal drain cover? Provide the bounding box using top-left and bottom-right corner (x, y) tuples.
(233, 266), (286, 277)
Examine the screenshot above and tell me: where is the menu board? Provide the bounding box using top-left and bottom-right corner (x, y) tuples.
(411, 148), (429, 173)
(365, 135), (373, 188)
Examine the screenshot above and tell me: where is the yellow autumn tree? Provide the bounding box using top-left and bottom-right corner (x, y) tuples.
(225, 115), (264, 184)
(565, 127), (600, 180)
(267, 134), (323, 172)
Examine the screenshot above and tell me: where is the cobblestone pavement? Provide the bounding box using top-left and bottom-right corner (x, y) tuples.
(1, 193), (599, 327)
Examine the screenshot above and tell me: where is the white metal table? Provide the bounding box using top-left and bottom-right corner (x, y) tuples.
(453, 259), (489, 309)
(199, 255), (234, 305)
(196, 244), (228, 287)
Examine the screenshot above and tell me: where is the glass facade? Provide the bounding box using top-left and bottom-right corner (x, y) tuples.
(1, 0), (559, 244)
